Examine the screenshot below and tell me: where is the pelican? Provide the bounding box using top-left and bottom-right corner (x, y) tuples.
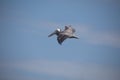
(48, 25), (79, 45)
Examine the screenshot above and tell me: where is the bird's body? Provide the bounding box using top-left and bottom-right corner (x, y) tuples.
(48, 25), (79, 45)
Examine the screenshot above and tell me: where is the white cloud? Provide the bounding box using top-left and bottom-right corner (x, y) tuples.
(74, 24), (120, 48)
(22, 21), (120, 48)
(3, 14), (120, 48)
(1, 59), (119, 80)
(88, 32), (120, 47)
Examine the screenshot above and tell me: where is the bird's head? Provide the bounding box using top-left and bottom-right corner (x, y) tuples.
(56, 28), (61, 32)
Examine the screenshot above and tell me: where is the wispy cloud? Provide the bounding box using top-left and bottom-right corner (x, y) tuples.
(19, 19), (120, 48)
(2, 13), (120, 48)
(87, 31), (120, 47)
(1, 59), (120, 80)
(74, 24), (120, 48)
(17, 19), (120, 48)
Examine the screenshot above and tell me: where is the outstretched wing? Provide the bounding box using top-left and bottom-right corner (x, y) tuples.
(57, 35), (67, 45)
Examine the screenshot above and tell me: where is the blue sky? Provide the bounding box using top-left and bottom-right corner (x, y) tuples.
(0, 0), (120, 80)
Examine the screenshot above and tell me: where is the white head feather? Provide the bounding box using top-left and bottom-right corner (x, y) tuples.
(56, 28), (61, 32)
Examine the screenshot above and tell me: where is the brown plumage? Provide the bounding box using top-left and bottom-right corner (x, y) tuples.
(48, 25), (79, 45)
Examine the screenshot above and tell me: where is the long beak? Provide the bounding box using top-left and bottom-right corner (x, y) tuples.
(48, 31), (56, 37)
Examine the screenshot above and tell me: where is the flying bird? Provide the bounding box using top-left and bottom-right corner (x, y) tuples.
(48, 25), (79, 45)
